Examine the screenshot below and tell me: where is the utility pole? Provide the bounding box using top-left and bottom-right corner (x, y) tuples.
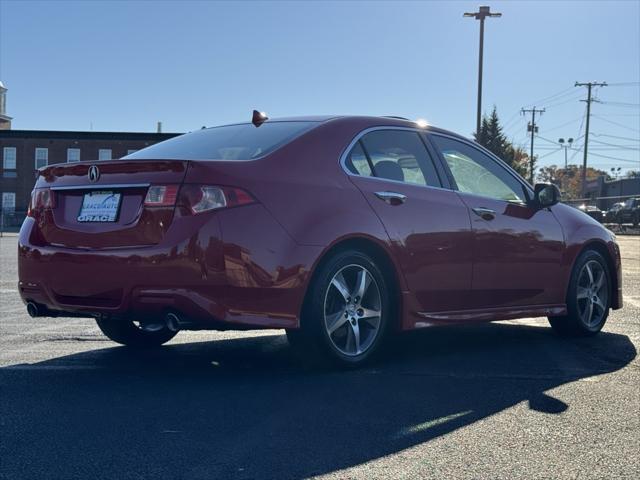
(521, 107), (545, 184)
(558, 137), (574, 169)
(575, 81), (607, 197)
(464, 6), (502, 140)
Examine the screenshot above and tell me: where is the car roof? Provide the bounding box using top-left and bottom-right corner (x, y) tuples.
(223, 115), (473, 143)
(326, 115), (471, 141)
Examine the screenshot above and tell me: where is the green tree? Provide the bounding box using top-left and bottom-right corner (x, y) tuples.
(474, 106), (530, 180)
(537, 164), (611, 199)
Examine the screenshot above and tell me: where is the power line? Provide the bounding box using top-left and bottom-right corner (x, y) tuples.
(592, 115), (640, 133)
(590, 138), (640, 150)
(606, 82), (640, 87)
(502, 112), (526, 133)
(587, 152), (640, 164)
(522, 86), (576, 109)
(535, 135), (562, 146)
(597, 101), (640, 108)
(542, 116), (583, 134)
(591, 133), (640, 142)
(595, 113), (640, 117)
(542, 93), (587, 109)
(536, 148), (563, 160)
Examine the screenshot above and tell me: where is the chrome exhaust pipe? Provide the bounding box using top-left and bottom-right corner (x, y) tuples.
(165, 312), (181, 332)
(26, 302), (40, 318)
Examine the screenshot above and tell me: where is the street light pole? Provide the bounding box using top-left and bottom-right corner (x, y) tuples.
(464, 6), (502, 139)
(558, 137), (574, 169)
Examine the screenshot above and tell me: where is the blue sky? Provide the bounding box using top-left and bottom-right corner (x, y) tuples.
(0, 0), (638, 173)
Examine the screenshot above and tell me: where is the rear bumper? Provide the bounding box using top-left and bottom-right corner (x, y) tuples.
(18, 205), (322, 329)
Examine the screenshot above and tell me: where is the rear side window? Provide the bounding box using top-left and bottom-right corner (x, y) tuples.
(347, 130), (440, 187)
(124, 121), (318, 161)
(345, 142), (373, 176)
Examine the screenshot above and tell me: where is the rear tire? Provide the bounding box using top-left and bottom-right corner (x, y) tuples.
(296, 249), (392, 366)
(548, 249), (611, 337)
(96, 318), (178, 347)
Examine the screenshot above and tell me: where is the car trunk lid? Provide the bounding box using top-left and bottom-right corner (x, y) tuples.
(34, 160), (189, 249)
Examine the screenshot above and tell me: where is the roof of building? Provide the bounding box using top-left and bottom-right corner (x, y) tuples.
(0, 130), (182, 141)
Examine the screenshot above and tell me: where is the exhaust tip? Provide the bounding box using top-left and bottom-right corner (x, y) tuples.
(165, 312), (181, 332)
(26, 302), (39, 318)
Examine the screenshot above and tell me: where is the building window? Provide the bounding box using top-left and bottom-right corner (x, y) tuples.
(2, 192), (16, 212)
(127, 149), (138, 155)
(67, 148), (81, 163)
(3, 147), (16, 170)
(35, 148), (48, 169)
(98, 149), (112, 161)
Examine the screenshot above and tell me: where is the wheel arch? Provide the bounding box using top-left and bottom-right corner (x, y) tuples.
(571, 240), (621, 310)
(299, 235), (405, 330)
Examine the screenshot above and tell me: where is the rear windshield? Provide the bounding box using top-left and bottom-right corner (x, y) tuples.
(124, 121), (318, 161)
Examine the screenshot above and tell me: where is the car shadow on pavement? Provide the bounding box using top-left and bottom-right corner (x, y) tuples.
(0, 322), (636, 480)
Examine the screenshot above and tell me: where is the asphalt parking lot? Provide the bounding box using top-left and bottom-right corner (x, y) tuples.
(0, 235), (638, 480)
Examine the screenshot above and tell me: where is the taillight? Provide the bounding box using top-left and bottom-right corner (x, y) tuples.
(28, 188), (55, 217)
(178, 185), (254, 215)
(144, 185), (179, 207)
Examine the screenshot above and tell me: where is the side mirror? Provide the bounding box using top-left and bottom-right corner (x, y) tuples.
(533, 183), (561, 208)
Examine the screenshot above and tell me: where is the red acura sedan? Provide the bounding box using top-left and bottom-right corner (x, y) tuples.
(18, 114), (623, 365)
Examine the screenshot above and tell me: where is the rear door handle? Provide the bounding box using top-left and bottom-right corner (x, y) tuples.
(472, 207), (496, 220)
(374, 191), (407, 205)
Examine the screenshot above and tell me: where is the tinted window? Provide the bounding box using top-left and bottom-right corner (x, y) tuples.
(124, 121), (317, 161)
(431, 135), (526, 203)
(356, 130), (440, 187)
(345, 142), (373, 176)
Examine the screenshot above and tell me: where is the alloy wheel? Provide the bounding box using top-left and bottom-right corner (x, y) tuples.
(323, 264), (382, 356)
(576, 260), (608, 328)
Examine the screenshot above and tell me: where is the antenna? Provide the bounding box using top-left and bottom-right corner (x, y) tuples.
(252, 110), (268, 127)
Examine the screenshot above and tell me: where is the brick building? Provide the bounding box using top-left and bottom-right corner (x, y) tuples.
(0, 83), (180, 217)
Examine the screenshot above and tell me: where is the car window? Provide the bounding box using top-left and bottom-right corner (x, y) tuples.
(345, 142), (373, 176)
(430, 135), (526, 203)
(124, 121), (318, 161)
(353, 130), (440, 187)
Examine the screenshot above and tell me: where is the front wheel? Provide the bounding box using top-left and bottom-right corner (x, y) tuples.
(548, 249), (611, 336)
(297, 250), (392, 366)
(96, 318), (178, 347)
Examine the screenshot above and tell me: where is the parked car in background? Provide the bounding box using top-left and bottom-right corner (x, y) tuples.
(605, 202), (625, 223)
(18, 114), (623, 365)
(617, 197), (640, 226)
(578, 204), (604, 223)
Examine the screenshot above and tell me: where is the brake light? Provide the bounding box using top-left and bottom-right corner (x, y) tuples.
(144, 185), (179, 207)
(178, 185), (254, 215)
(28, 189), (55, 217)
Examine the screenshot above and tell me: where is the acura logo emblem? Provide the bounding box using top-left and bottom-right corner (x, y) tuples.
(88, 165), (100, 183)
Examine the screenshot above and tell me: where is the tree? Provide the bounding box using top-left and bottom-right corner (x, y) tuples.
(474, 106), (530, 180)
(537, 164), (611, 199)
(627, 170), (640, 178)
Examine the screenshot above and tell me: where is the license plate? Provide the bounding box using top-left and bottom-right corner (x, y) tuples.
(77, 191), (122, 222)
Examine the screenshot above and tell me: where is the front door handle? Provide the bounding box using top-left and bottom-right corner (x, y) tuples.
(374, 191), (407, 205)
(472, 207), (496, 220)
